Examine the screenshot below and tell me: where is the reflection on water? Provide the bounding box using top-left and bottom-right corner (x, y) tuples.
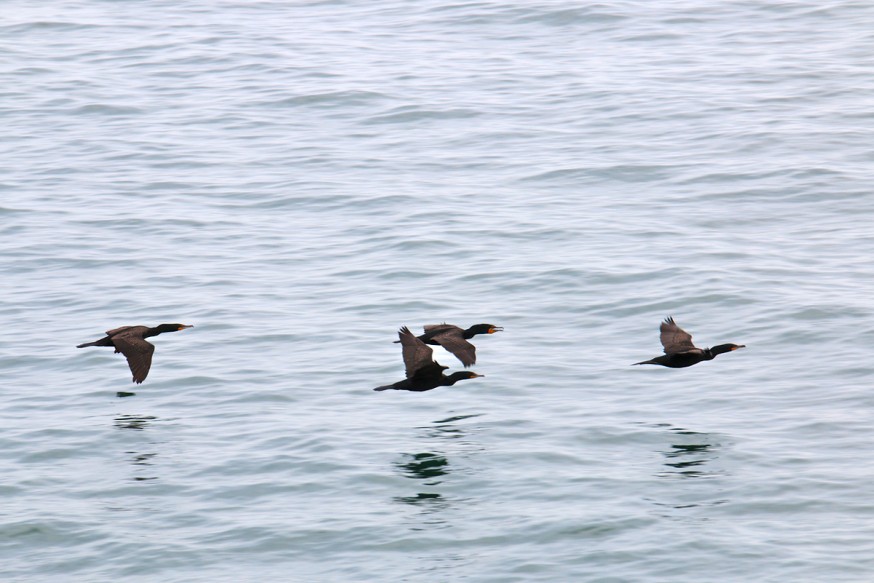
(419, 413), (484, 441)
(113, 414), (157, 431)
(641, 422), (731, 514)
(643, 422), (724, 480)
(391, 413), (486, 577)
(432, 414), (483, 424)
(397, 492), (442, 502)
(648, 497), (728, 513)
(658, 426), (723, 480)
(393, 452), (450, 507)
(394, 492), (452, 512)
(393, 413), (483, 513)
(129, 451), (159, 481)
(114, 414), (159, 481)
(396, 452), (449, 483)
(664, 443), (712, 476)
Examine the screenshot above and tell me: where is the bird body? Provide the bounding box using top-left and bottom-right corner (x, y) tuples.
(77, 323), (193, 383)
(375, 326), (483, 392)
(633, 317), (744, 368)
(394, 322), (502, 368)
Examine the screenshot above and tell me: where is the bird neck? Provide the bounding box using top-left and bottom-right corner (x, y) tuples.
(462, 326), (486, 339)
(442, 372), (470, 386)
(704, 344), (734, 360)
(145, 324), (175, 338)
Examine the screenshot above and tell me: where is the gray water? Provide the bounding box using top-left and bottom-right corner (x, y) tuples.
(3, 1), (874, 581)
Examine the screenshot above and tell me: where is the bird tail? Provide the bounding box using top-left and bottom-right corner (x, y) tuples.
(77, 337), (113, 348)
(373, 384), (394, 392)
(632, 359), (656, 366)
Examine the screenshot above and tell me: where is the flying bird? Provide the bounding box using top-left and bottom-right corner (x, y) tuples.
(394, 323), (502, 367)
(375, 326), (484, 392)
(77, 323), (193, 383)
(633, 317), (744, 368)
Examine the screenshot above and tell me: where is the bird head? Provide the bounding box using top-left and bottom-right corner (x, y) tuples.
(467, 323), (503, 336)
(155, 323), (194, 334)
(710, 343), (745, 356)
(448, 371), (484, 384)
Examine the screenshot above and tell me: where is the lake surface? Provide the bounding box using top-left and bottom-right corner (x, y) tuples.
(3, 1), (874, 581)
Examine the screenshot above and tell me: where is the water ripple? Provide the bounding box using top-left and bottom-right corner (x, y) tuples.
(3, 0), (874, 581)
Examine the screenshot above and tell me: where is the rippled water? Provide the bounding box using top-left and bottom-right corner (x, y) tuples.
(3, 1), (874, 581)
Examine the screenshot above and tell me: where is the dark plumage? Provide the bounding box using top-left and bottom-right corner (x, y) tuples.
(394, 323), (503, 367)
(375, 326), (484, 392)
(77, 323), (193, 383)
(633, 317), (744, 368)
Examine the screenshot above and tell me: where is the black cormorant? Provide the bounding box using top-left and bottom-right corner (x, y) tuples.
(633, 317), (744, 368)
(375, 326), (483, 392)
(394, 323), (502, 367)
(77, 323), (193, 383)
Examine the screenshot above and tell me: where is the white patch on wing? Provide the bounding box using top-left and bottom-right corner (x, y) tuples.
(428, 343), (454, 365)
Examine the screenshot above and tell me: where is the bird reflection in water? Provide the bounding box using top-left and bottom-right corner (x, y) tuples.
(393, 450), (469, 575)
(397, 452), (449, 482)
(643, 423), (730, 514)
(420, 413), (484, 441)
(128, 452), (158, 481)
(393, 452), (450, 507)
(393, 413), (484, 509)
(657, 425), (724, 480)
(113, 414), (157, 431)
(114, 414), (159, 481)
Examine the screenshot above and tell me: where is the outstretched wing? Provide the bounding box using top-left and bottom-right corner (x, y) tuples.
(423, 323), (460, 335)
(422, 324), (476, 367)
(660, 317), (697, 354)
(399, 326), (436, 378)
(106, 325), (136, 336)
(434, 334), (476, 367)
(111, 335), (155, 383)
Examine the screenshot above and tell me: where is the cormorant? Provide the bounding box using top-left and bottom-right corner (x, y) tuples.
(633, 317), (744, 368)
(375, 326), (483, 392)
(77, 323), (193, 383)
(394, 323), (502, 367)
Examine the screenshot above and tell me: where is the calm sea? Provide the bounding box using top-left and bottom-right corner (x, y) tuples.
(3, 1), (874, 581)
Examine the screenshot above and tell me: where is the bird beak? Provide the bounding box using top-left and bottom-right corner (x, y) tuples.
(472, 373), (484, 378)
(489, 326), (503, 334)
(732, 345), (745, 350)
(178, 325), (194, 330)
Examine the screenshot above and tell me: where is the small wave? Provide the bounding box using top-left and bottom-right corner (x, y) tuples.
(363, 106), (481, 125)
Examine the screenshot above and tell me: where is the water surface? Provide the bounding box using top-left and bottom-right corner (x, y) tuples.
(2, 1), (874, 581)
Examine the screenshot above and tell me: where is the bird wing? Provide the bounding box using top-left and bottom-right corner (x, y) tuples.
(106, 325), (136, 336)
(433, 333), (477, 367)
(423, 324), (476, 367)
(111, 335), (155, 383)
(399, 326), (435, 378)
(423, 323), (460, 334)
(660, 317), (697, 354)
(409, 362), (446, 385)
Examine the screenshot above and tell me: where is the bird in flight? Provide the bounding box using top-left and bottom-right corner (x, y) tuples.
(77, 323), (193, 383)
(633, 317), (744, 368)
(375, 326), (484, 392)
